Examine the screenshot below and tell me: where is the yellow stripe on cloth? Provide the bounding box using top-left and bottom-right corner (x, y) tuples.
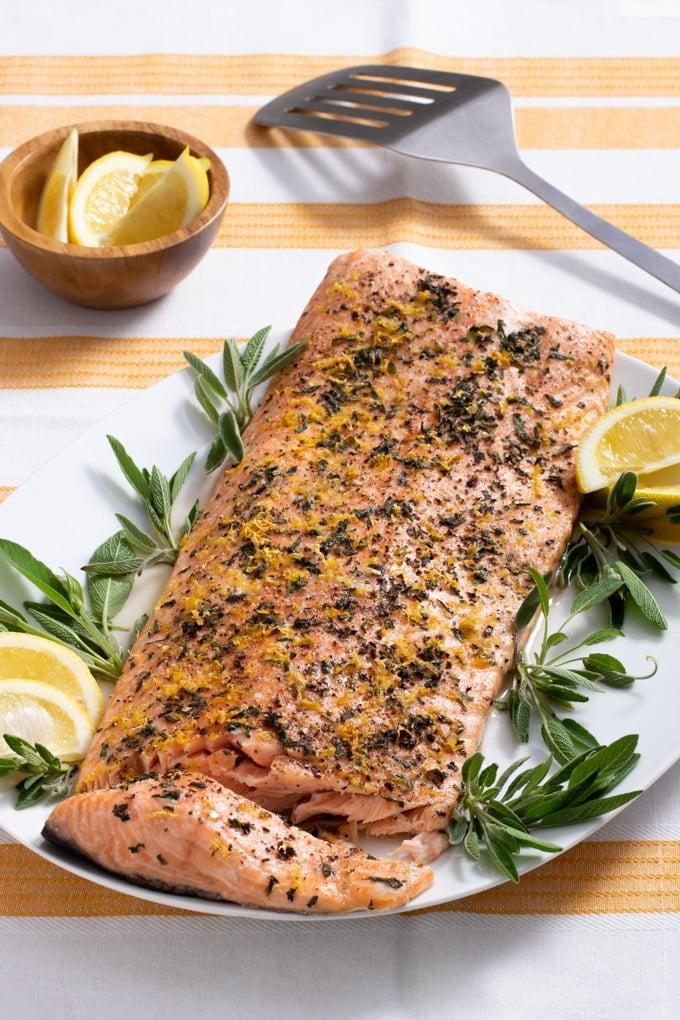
(0, 487), (13, 503)
(2, 105), (680, 150)
(214, 201), (680, 254)
(0, 53), (679, 97)
(1, 200), (677, 254)
(0, 336), (225, 389)
(418, 840), (680, 916)
(0, 843), (188, 917)
(1, 840), (678, 917)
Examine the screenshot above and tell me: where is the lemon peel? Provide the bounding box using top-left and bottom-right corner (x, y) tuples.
(36, 127), (79, 243)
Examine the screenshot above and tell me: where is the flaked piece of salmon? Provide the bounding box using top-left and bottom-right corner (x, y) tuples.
(42, 770), (433, 913)
(43, 247), (615, 912)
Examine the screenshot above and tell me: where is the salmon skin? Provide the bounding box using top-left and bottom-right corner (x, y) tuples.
(43, 248), (613, 912)
(43, 770), (433, 913)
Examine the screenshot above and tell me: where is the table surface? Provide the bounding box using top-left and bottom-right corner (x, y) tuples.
(1, 2), (679, 1017)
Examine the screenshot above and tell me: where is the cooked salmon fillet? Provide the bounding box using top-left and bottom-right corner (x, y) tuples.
(43, 770), (433, 913)
(43, 248), (614, 912)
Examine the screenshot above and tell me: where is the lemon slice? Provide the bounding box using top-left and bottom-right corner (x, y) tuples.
(575, 396), (680, 494)
(0, 678), (95, 762)
(36, 127), (79, 242)
(106, 148), (210, 245)
(0, 631), (104, 724)
(68, 149), (153, 245)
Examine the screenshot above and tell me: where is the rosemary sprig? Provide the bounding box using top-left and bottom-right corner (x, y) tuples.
(184, 325), (309, 471)
(0, 734), (76, 809)
(558, 471), (680, 630)
(448, 734), (641, 882)
(497, 567), (657, 762)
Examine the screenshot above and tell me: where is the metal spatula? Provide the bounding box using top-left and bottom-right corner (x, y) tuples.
(255, 65), (679, 294)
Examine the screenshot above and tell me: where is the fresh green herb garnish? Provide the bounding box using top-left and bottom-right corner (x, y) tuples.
(0, 538), (126, 680)
(0, 445), (199, 680)
(558, 471), (680, 630)
(0, 735), (76, 809)
(83, 436), (201, 578)
(184, 325), (309, 471)
(497, 566), (657, 763)
(449, 734), (641, 882)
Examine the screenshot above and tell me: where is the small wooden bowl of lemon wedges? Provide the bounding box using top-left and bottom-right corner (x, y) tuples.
(0, 121), (229, 309)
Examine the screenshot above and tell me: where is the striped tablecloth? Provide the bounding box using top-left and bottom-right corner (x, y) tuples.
(1, 2), (679, 1016)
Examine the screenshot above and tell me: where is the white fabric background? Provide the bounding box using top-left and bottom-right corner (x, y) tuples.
(1, 2), (679, 1016)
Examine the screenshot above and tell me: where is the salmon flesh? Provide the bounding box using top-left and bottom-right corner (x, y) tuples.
(44, 770), (434, 912)
(43, 248), (614, 912)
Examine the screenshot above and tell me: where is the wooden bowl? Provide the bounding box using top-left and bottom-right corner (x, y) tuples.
(0, 121), (229, 309)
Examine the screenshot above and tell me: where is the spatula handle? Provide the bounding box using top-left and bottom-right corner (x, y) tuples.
(510, 161), (680, 295)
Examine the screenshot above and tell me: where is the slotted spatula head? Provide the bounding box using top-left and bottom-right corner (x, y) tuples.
(254, 64), (520, 172)
(255, 64), (680, 294)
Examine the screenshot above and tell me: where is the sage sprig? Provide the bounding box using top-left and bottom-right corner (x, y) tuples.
(497, 567), (656, 762)
(558, 471), (680, 630)
(184, 326), (309, 471)
(448, 734), (641, 882)
(0, 735), (76, 809)
(0, 538), (125, 680)
(83, 436), (201, 579)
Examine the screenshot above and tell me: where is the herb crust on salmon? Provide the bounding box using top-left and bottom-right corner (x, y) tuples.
(43, 248), (614, 912)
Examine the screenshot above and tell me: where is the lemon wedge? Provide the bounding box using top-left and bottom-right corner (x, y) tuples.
(105, 148), (210, 245)
(576, 395), (680, 539)
(68, 149), (153, 245)
(0, 631), (104, 724)
(129, 158), (174, 207)
(575, 396), (680, 494)
(36, 127), (79, 243)
(0, 678), (95, 762)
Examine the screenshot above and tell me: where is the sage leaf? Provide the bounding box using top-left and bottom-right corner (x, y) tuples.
(240, 325), (271, 372)
(222, 338), (246, 394)
(107, 435), (150, 500)
(571, 576), (624, 615)
(86, 531), (136, 617)
(218, 409), (245, 463)
(614, 560), (667, 629)
(0, 539), (73, 616)
(183, 350), (227, 400)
